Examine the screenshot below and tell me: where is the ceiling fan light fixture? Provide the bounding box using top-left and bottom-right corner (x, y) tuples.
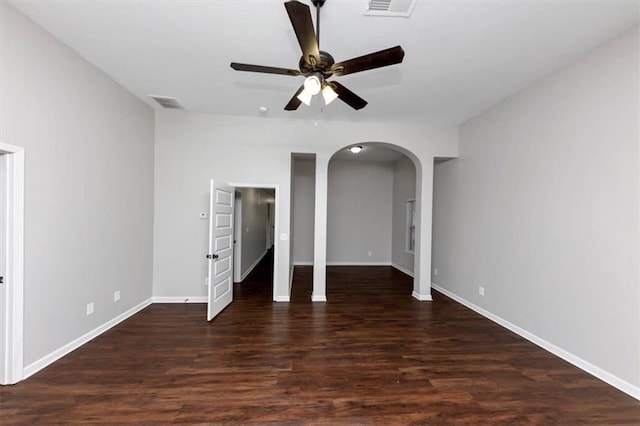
(349, 146), (363, 154)
(322, 83), (338, 105)
(230, 0), (405, 111)
(296, 88), (313, 106)
(303, 74), (322, 95)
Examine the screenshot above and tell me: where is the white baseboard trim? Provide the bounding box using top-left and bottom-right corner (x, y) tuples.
(431, 283), (640, 401)
(23, 298), (152, 380)
(411, 291), (432, 301)
(152, 296), (207, 303)
(274, 296), (290, 302)
(293, 261), (313, 266)
(326, 261), (391, 266)
(392, 263), (414, 277)
(239, 249), (268, 282)
(311, 294), (327, 302)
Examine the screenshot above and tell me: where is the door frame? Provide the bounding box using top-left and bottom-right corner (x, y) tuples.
(233, 193), (243, 283)
(0, 142), (25, 385)
(229, 183), (279, 301)
(266, 202), (274, 249)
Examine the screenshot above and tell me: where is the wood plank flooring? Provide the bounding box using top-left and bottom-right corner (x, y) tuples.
(2, 253), (639, 424)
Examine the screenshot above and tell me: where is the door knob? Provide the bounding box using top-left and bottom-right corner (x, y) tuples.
(206, 254), (219, 260)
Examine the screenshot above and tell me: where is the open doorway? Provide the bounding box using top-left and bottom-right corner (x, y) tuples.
(231, 185), (277, 300)
(289, 154), (316, 301)
(324, 144), (417, 299)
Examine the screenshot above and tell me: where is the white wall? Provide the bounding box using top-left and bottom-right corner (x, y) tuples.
(392, 157), (416, 274)
(238, 188), (270, 280)
(153, 111), (457, 301)
(327, 160), (394, 264)
(432, 28), (639, 394)
(1, 2), (154, 368)
(292, 159), (315, 264)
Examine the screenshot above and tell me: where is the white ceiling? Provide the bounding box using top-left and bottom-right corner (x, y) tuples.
(8, 0), (639, 125)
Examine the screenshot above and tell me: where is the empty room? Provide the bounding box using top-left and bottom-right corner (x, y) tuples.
(1, 0), (639, 423)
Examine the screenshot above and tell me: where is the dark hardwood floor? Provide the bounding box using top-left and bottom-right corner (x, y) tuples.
(2, 253), (639, 424)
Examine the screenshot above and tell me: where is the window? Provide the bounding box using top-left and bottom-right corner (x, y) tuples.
(406, 199), (415, 254)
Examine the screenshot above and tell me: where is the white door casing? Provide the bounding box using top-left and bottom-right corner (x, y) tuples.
(0, 154), (6, 382)
(207, 180), (234, 321)
(233, 194), (242, 283)
(265, 203), (270, 250)
(267, 202), (275, 249)
(0, 142), (25, 385)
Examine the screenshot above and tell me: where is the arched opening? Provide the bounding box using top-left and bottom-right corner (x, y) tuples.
(324, 142), (421, 299)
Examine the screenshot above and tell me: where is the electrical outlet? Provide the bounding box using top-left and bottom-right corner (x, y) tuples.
(86, 302), (94, 316)
(434, 268), (438, 276)
(114, 290), (120, 302)
(478, 286), (485, 296)
(205, 277), (210, 286)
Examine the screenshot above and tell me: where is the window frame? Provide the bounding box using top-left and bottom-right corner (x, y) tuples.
(405, 199), (415, 255)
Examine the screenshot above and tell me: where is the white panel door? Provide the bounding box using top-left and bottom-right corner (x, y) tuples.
(207, 180), (234, 321)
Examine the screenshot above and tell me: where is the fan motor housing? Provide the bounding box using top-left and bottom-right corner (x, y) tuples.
(299, 50), (335, 76)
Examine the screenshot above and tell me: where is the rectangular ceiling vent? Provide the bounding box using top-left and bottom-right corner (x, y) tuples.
(365, 0), (416, 17)
(148, 95), (185, 110)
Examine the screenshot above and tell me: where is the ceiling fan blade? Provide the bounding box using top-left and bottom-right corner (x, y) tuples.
(330, 81), (368, 110)
(285, 1), (320, 66)
(284, 85), (305, 111)
(230, 62), (301, 76)
(331, 46), (405, 76)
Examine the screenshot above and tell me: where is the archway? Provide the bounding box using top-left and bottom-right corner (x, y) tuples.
(310, 141), (432, 302)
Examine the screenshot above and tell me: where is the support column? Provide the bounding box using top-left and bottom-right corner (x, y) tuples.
(413, 158), (434, 301)
(312, 155), (329, 302)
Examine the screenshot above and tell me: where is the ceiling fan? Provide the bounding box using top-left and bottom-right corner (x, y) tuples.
(230, 0), (405, 111)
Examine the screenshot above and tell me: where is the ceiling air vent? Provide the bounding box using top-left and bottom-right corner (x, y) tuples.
(365, 0), (416, 17)
(148, 95), (185, 110)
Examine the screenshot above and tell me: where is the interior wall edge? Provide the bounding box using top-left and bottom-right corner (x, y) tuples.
(391, 263), (414, 278)
(431, 283), (640, 401)
(239, 248), (269, 282)
(22, 298), (152, 381)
